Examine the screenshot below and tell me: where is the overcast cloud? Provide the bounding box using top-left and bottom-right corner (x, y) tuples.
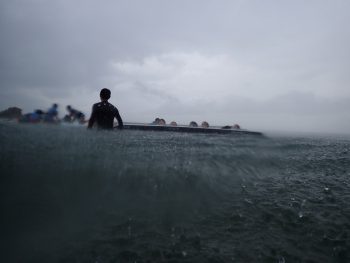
(0, 0), (349, 133)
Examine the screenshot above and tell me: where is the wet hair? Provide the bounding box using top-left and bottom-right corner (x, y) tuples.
(100, 88), (111, 100)
(66, 105), (71, 109)
(53, 103), (58, 108)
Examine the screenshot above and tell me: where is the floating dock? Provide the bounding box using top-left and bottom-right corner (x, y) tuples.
(121, 123), (263, 136)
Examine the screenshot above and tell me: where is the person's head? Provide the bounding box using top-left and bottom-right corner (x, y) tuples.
(66, 105), (71, 110)
(201, 121), (209, 128)
(159, 119), (166, 125)
(53, 103), (58, 108)
(189, 121), (198, 127)
(100, 88), (111, 101)
(152, 118), (160, 124)
(170, 121), (177, 126)
(233, 124), (241, 129)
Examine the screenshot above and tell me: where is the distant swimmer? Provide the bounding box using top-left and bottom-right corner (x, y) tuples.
(221, 124), (241, 129)
(152, 118), (166, 125)
(152, 118), (160, 125)
(170, 121), (177, 126)
(88, 88), (123, 130)
(189, 121), (198, 127)
(44, 103), (59, 123)
(201, 121), (209, 128)
(20, 109), (44, 123)
(65, 105), (85, 123)
(158, 119), (166, 125)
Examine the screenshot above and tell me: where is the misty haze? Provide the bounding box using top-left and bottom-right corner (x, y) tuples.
(1, 1), (350, 262)
(1, 0), (350, 133)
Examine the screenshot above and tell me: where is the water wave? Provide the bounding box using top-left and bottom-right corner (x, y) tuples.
(1, 121), (349, 262)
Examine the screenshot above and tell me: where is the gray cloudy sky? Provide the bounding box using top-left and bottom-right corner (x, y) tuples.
(1, 0), (349, 133)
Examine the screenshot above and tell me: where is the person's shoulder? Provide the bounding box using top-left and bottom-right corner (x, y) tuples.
(91, 102), (101, 111)
(107, 102), (118, 110)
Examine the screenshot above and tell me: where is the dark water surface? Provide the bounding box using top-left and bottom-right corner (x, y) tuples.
(1, 121), (350, 262)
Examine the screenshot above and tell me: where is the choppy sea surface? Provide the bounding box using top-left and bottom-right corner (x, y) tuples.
(1, 120), (350, 263)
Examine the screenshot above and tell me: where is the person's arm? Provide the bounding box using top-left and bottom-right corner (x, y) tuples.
(87, 105), (96, 129)
(115, 108), (123, 129)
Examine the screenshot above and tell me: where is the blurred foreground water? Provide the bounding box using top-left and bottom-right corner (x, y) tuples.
(1, 121), (350, 262)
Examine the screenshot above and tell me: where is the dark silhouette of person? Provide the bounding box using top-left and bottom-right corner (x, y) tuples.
(88, 88), (123, 130)
(44, 103), (59, 123)
(65, 105), (85, 123)
(20, 109), (44, 123)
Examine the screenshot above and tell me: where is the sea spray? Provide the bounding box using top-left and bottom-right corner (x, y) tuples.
(1, 121), (349, 262)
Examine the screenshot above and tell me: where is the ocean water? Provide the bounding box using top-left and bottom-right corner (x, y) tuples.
(1, 121), (350, 263)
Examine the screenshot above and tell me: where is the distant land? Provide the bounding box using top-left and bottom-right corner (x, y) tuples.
(0, 107), (22, 119)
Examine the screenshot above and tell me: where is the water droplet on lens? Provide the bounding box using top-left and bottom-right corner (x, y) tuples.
(244, 198), (253, 204)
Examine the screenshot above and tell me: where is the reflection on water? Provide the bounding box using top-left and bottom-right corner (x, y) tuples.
(1, 121), (349, 262)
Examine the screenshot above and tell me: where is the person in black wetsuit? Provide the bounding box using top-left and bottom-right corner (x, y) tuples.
(87, 88), (123, 130)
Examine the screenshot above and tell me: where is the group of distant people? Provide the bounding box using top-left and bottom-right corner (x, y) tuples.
(19, 88), (123, 130)
(20, 104), (86, 124)
(19, 88), (241, 131)
(151, 118), (241, 129)
(20, 104), (58, 124)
